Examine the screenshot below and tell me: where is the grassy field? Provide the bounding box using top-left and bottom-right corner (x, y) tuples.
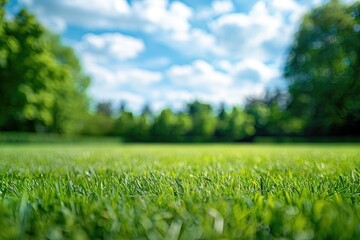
(0, 143), (360, 239)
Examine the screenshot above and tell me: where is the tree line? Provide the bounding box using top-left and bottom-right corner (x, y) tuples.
(0, 0), (359, 141)
(84, 100), (256, 142)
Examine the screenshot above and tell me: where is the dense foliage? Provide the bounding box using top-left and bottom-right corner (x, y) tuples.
(0, 5), (90, 134)
(111, 101), (255, 142)
(285, 0), (360, 136)
(0, 143), (359, 239)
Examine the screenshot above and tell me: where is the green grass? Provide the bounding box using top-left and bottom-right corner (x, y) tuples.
(0, 143), (360, 239)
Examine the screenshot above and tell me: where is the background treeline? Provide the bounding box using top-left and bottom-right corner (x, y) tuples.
(86, 100), (256, 142)
(0, 0), (359, 142)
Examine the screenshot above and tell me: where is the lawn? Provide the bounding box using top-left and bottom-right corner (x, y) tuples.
(0, 143), (359, 239)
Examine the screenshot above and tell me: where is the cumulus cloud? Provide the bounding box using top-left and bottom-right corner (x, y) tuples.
(140, 83), (265, 112)
(18, 0), (340, 110)
(77, 33), (145, 62)
(21, 0), (193, 34)
(77, 33), (162, 98)
(167, 60), (232, 90)
(90, 89), (146, 112)
(196, 0), (235, 20)
(84, 57), (274, 111)
(160, 28), (221, 56)
(20, 0), (305, 61)
(84, 60), (162, 87)
(162, 58), (278, 107)
(21, 0), (220, 57)
(84, 59), (162, 111)
(212, 0), (235, 15)
(117, 69), (163, 86)
(211, 1), (294, 61)
(42, 16), (67, 33)
(231, 59), (280, 84)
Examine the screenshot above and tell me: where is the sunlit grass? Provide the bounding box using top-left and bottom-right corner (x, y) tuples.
(0, 143), (360, 239)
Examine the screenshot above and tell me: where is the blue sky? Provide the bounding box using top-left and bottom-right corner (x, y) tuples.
(7, 0), (356, 111)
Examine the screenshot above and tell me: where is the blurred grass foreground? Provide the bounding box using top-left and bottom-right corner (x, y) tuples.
(0, 143), (360, 239)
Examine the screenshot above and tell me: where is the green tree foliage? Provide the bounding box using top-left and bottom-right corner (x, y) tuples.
(110, 101), (255, 142)
(226, 107), (255, 140)
(245, 90), (304, 137)
(80, 113), (114, 136)
(131, 114), (151, 141)
(130, 105), (152, 141)
(79, 101), (115, 136)
(187, 101), (217, 140)
(95, 101), (113, 117)
(174, 112), (192, 138)
(285, 0), (360, 136)
(151, 108), (178, 141)
(48, 35), (90, 134)
(113, 109), (136, 140)
(215, 103), (228, 138)
(0, 0), (6, 67)
(216, 104), (255, 141)
(0, 7), (89, 134)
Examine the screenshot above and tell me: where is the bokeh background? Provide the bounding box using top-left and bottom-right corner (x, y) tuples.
(1, 0), (359, 141)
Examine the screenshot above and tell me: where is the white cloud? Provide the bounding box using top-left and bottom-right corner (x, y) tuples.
(196, 0), (235, 20)
(231, 59), (280, 84)
(161, 28), (220, 56)
(162, 58), (275, 107)
(84, 62), (162, 87)
(90, 89), (146, 112)
(270, 0), (302, 12)
(216, 60), (233, 72)
(84, 58), (274, 111)
(21, 0), (193, 34)
(149, 89), (194, 111)
(141, 57), (171, 69)
(77, 33), (145, 62)
(211, 1), (287, 61)
(208, 0), (312, 62)
(62, 0), (130, 15)
(212, 0), (235, 15)
(18, 0), (333, 110)
(118, 69), (163, 86)
(269, 0), (307, 24)
(167, 60), (232, 89)
(148, 83), (265, 109)
(146, 84), (263, 111)
(41, 16), (66, 33)
(84, 61), (162, 111)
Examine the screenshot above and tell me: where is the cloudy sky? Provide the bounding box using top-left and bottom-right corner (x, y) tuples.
(7, 0), (356, 111)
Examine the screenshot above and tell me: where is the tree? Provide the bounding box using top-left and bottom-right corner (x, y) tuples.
(0, 7), (90, 134)
(173, 112), (192, 139)
(226, 107), (255, 140)
(284, 0), (360, 136)
(47, 34), (90, 134)
(245, 90), (304, 137)
(80, 113), (114, 136)
(130, 105), (153, 141)
(131, 115), (150, 141)
(96, 101), (113, 117)
(215, 103), (229, 139)
(151, 108), (178, 141)
(141, 103), (153, 118)
(0, 9), (49, 131)
(186, 101), (217, 140)
(113, 110), (135, 140)
(0, 0), (7, 68)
